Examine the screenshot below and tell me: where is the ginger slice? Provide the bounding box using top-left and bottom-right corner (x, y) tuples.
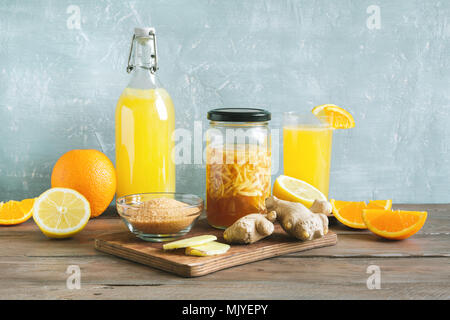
(162, 235), (217, 250)
(185, 241), (230, 256)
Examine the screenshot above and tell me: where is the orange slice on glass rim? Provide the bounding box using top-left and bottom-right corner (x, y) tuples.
(311, 104), (355, 129)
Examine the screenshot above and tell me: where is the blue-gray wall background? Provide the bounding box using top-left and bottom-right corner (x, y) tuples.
(0, 0), (449, 203)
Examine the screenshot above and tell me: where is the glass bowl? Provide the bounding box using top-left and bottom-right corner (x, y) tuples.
(116, 192), (204, 242)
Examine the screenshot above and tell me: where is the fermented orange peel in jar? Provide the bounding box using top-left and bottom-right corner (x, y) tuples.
(206, 145), (271, 228)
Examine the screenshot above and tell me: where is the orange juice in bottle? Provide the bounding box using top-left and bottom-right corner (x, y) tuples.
(115, 28), (175, 198)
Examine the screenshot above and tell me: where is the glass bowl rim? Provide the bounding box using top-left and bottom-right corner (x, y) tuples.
(116, 192), (204, 210)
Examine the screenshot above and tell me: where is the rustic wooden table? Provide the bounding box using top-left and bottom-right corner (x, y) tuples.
(1, 204), (448, 300)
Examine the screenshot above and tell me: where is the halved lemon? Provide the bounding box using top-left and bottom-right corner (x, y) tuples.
(33, 188), (90, 238)
(272, 175), (327, 208)
(362, 209), (427, 240)
(0, 198), (35, 225)
(311, 104), (355, 129)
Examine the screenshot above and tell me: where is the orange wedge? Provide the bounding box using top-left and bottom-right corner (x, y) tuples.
(367, 199), (392, 210)
(0, 198), (35, 225)
(330, 200), (367, 229)
(330, 199), (393, 229)
(311, 104), (355, 129)
(362, 209), (427, 240)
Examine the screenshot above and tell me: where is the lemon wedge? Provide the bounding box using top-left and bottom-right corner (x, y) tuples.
(272, 175), (327, 208)
(311, 104), (355, 129)
(33, 188), (90, 238)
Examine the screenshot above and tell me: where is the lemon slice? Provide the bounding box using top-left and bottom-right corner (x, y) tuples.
(33, 188), (90, 238)
(311, 104), (355, 129)
(272, 175), (327, 208)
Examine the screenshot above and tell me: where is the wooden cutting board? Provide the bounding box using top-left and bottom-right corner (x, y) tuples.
(95, 218), (337, 277)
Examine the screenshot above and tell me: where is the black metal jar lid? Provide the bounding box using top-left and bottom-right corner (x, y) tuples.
(207, 108), (271, 122)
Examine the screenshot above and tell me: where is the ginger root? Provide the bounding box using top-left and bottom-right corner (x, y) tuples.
(223, 211), (277, 244)
(266, 196), (329, 241)
(310, 199), (333, 217)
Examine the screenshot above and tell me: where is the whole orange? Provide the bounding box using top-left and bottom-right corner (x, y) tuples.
(51, 149), (116, 218)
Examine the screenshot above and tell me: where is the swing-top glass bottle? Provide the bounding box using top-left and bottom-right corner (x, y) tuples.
(115, 27), (175, 198)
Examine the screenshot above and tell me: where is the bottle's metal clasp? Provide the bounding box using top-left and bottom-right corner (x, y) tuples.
(126, 28), (159, 74)
(126, 34), (136, 73)
(149, 29), (159, 74)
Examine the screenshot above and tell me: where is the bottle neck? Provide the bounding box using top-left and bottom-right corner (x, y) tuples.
(134, 36), (156, 70)
(128, 36), (159, 89)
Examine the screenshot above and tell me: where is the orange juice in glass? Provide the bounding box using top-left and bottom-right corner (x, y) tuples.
(283, 112), (333, 198)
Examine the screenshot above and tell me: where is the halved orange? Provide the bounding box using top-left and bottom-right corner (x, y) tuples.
(311, 104), (355, 129)
(330, 199), (393, 229)
(362, 209), (427, 240)
(0, 198), (35, 225)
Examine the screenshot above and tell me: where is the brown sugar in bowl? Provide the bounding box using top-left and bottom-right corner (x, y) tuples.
(116, 193), (203, 242)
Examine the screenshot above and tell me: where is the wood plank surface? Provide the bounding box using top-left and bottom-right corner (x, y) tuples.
(0, 204), (449, 299)
(0, 256), (448, 300)
(94, 220), (337, 277)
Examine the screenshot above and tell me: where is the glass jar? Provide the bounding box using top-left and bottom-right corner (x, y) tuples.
(206, 108), (272, 229)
